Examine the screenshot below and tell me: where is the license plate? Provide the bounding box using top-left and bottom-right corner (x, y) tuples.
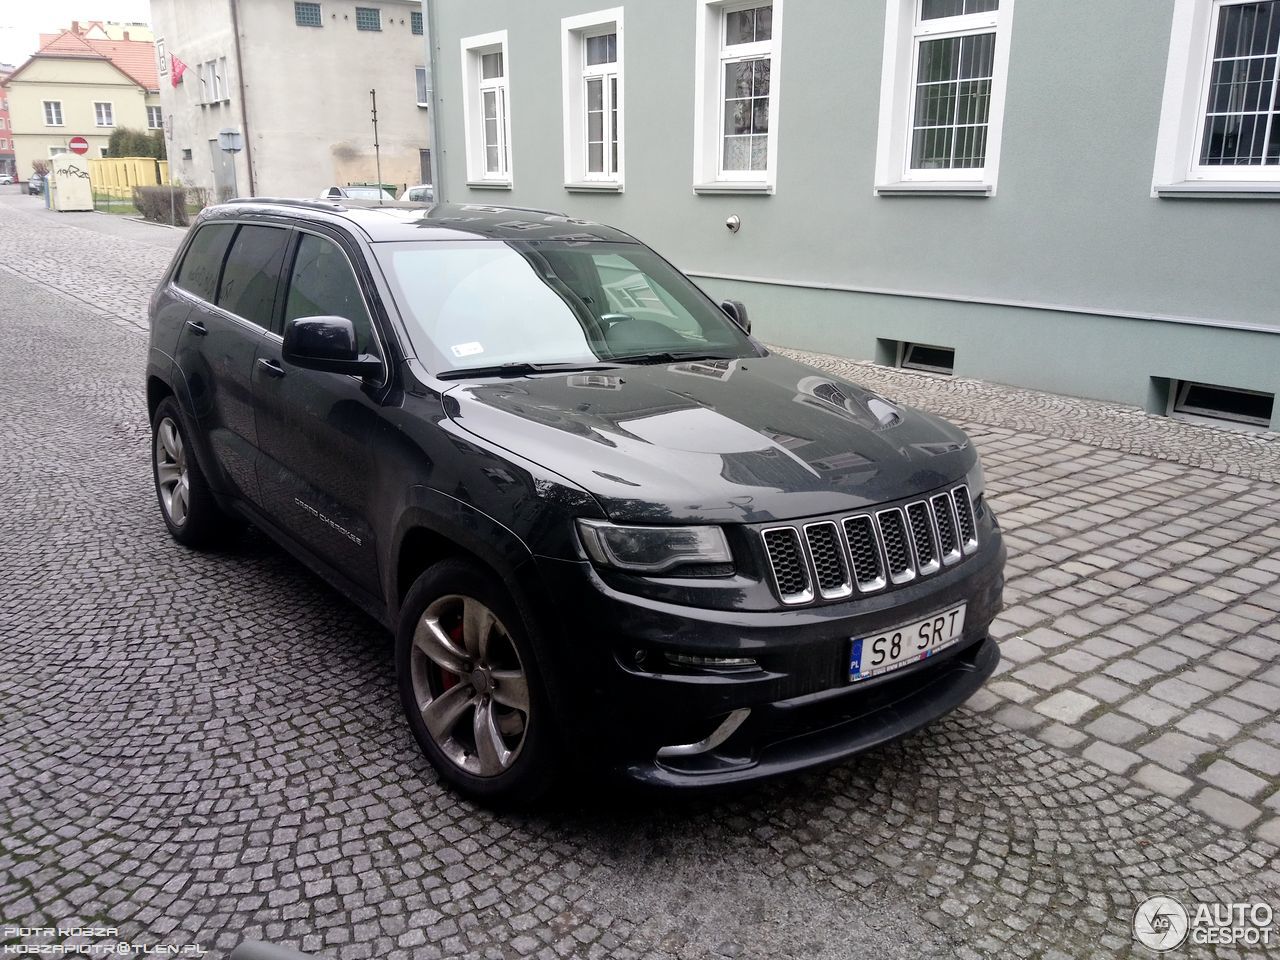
(849, 604), (967, 682)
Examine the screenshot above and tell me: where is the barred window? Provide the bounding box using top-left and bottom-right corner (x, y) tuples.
(411, 10), (423, 35)
(911, 2), (998, 169)
(355, 7), (381, 31)
(294, 2), (322, 27)
(1199, 0), (1280, 166)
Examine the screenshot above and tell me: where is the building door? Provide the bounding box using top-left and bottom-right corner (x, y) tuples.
(209, 138), (238, 200)
(419, 149), (432, 184)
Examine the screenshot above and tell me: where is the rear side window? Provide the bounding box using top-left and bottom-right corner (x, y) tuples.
(284, 234), (376, 353)
(175, 222), (235, 302)
(216, 225), (291, 328)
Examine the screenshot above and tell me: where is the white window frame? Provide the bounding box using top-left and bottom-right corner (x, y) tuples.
(147, 105), (164, 129)
(43, 101), (64, 126)
(460, 30), (513, 187)
(561, 9), (625, 191)
(1153, 0), (1280, 195)
(415, 66), (429, 107)
(94, 101), (115, 127)
(873, 0), (1016, 196)
(692, 0), (784, 193)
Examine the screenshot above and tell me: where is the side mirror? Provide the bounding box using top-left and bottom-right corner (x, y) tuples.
(720, 299), (750, 334)
(282, 316), (383, 378)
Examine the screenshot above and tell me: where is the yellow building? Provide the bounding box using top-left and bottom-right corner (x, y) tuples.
(4, 30), (162, 180)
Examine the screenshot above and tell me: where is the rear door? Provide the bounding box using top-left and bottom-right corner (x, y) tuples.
(172, 220), (268, 502)
(252, 228), (388, 594)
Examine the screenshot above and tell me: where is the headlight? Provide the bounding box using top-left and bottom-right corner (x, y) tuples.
(576, 520), (732, 574)
(965, 459), (985, 498)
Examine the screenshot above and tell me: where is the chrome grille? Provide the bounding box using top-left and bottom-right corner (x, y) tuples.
(804, 521), (852, 599)
(760, 485), (979, 605)
(761, 527), (813, 604)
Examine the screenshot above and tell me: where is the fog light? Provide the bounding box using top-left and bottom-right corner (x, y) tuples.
(665, 652), (757, 669)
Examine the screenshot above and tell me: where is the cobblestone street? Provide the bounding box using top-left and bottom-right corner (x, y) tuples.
(0, 192), (1277, 959)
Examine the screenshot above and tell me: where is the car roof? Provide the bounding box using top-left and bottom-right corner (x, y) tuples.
(202, 199), (638, 243)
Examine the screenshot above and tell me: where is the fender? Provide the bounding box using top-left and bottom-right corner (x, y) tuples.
(387, 486), (539, 623)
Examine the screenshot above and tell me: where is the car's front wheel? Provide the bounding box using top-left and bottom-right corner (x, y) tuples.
(396, 558), (557, 804)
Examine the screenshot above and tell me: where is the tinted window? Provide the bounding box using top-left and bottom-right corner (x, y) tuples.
(284, 234), (375, 353)
(216, 225), (291, 328)
(175, 222), (235, 302)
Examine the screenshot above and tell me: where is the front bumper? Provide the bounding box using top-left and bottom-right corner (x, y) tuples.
(534, 527), (1005, 788)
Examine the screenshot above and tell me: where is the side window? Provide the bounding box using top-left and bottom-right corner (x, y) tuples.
(284, 234), (376, 354)
(175, 222), (235, 302)
(216, 225), (291, 328)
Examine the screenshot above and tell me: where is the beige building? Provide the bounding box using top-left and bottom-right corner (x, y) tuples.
(151, 0), (430, 199)
(4, 31), (162, 180)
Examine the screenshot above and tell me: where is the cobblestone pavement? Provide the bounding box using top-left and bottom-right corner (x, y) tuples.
(1, 198), (1278, 959)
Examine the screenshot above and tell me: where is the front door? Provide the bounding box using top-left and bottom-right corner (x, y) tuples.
(253, 230), (387, 595)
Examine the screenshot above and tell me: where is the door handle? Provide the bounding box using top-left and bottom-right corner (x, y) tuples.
(185, 319), (207, 336)
(257, 358), (286, 378)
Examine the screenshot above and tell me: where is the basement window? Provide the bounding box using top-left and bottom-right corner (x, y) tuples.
(1171, 380), (1274, 429)
(900, 342), (956, 375)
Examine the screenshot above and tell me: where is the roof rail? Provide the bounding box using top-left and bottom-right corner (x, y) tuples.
(221, 196), (346, 212)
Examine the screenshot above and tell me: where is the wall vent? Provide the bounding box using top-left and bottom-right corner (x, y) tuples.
(900, 342), (955, 375)
(1171, 380), (1274, 429)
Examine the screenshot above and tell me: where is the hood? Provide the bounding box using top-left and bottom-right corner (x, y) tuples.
(442, 352), (974, 523)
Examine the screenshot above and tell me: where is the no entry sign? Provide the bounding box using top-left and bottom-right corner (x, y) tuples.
(68, 136), (89, 155)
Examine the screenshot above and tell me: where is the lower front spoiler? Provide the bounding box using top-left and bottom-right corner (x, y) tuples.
(619, 634), (1000, 789)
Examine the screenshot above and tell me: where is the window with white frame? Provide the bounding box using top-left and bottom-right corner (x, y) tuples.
(460, 31), (512, 184)
(874, 0), (1015, 195)
(561, 9), (624, 188)
(692, 0), (783, 191)
(148, 105), (163, 129)
(44, 101), (63, 126)
(1154, 0), (1280, 192)
(0, 118), (5, 130)
(94, 102), (115, 127)
(415, 67), (429, 106)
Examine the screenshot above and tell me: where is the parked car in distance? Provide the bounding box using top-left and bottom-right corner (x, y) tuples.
(404, 184), (433, 203)
(27, 174), (45, 195)
(320, 184), (395, 201)
(0, 174), (15, 185)
(145, 200), (1005, 804)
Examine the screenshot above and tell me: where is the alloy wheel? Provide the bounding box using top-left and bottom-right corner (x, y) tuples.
(154, 417), (190, 526)
(409, 595), (531, 777)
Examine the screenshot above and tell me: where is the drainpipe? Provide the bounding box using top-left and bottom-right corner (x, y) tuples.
(228, 0), (257, 195)
(424, 0), (444, 200)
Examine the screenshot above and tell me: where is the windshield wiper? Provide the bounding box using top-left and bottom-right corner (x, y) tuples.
(437, 361), (620, 380)
(608, 351), (740, 365)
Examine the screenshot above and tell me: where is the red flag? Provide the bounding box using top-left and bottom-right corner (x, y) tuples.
(170, 54), (188, 87)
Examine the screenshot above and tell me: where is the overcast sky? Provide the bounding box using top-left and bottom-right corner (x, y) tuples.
(0, 1), (152, 68)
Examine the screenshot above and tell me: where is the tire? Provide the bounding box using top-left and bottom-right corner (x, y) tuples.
(396, 558), (558, 805)
(150, 396), (228, 548)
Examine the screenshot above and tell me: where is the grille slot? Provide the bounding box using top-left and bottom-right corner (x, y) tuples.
(906, 501), (940, 576)
(876, 508), (916, 584)
(842, 515), (887, 592)
(761, 527), (813, 604)
(931, 493), (962, 564)
(953, 484), (978, 553)
(804, 521), (852, 599)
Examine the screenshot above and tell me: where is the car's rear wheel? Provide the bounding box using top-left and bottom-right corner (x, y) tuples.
(151, 397), (228, 548)
(396, 558), (557, 804)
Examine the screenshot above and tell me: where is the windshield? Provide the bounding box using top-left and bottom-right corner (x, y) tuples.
(375, 240), (757, 374)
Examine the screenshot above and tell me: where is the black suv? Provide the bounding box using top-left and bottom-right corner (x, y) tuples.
(146, 200), (1005, 802)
